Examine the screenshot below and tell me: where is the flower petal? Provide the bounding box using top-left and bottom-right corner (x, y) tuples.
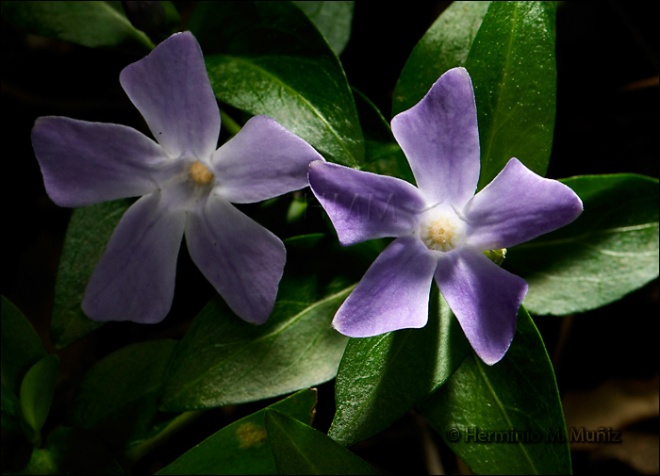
(120, 31), (220, 160)
(464, 158), (584, 250)
(333, 236), (437, 337)
(31, 117), (167, 207)
(185, 194), (285, 324)
(435, 246), (527, 365)
(212, 115), (324, 204)
(308, 161), (426, 245)
(391, 67), (480, 207)
(82, 191), (186, 323)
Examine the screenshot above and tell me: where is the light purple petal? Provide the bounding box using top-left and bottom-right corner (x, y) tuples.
(31, 117), (167, 207)
(464, 158), (584, 250)
(212, 115), (324, 203)
(391, 67), (480, 207)
(435, 246), (527, 365)
(185, 194), (285, 324)
(333, 236), (437, 337)
(120, 31), (220, 160)
(308, 161), (426, 246)
(82, 191), (186, 324)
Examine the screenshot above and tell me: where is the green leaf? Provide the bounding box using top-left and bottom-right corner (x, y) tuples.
(466, 2), (557, 188)
(72, 340), (177, 444)
(157, 389), (317, 475)
(420, 308), (571, 475)
(51, 199), (131, 348)
(266, 410), (378, 475)
(292, 1), (354, 55)
(393, 2), (557, 187)
(506, 174), (659, 315)
(1, 382), (22, 432)
(329, 289), (470, 446)
(160, 285), (351, 411)
(392, 1), (490, 115)
(19, 354), (60, 442)
(190, 1), (364, 166)
(1, 1), (154, 49)
(1, 296), (47, 393)
(353, 88), (414, 184)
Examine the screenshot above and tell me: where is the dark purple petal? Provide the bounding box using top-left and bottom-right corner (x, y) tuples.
(333, 236), (437, 337)
(391, 67), (480, 208)
(82, 191), (186, 323)
(308, 161), (426, 245)
(185, 194), (285, 324)
(31, 117), (167, 207)
(212, 115), (324, 204)
(120, 31), (220, 160)
(464, 158), (584, 250)
(435, 246), (527, 365)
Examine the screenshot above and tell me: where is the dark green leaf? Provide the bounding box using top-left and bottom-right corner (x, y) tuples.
(266, 410), (378, 475)
(392, 1), (490, 115)
(353, 88), (414, 184)
(329, 289), (469, 446)
(19, 354), (59, 442)
(72, 340), (177, 444)
(16, 427), (124, 475)
(1, 382), (22, 432)
(51, 199), (131, 348)
(466, 2), (558, 187)
(292, 1), (354, 55)
(507, 174), (659, 315)
(420, 308), (571, 475)
(1, 1), (153, 49)
(1, 296), (46, 393)
(157, 389), (317, 475)
(160, 285), (351, 411)
(190, 1), (364, 166)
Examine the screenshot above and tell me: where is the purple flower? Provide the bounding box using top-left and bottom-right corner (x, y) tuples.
(308, 68), (583, 365)
(32, 32), (323, 325)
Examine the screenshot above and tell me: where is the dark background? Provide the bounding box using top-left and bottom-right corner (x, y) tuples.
(2, 2), (658, 474)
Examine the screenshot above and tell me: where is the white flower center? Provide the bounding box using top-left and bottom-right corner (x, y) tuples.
(189, 160), (214, 185)
(418, 207), (466, 252)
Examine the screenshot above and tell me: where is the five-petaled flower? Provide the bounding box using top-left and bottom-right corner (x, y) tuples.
(32, 32), (323, 325)
(308, 67), (583, 365)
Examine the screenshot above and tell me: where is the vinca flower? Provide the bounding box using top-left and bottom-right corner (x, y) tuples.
(32, 32), (323, 325)
(308, 67), (583, 364)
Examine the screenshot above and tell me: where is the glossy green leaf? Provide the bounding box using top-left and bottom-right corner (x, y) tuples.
(1, 1), (153, 49)
(51, 199), (131, 348)
(1, 296), (46, 393)
(466, 2), (557, 187)
(160, 285), (351, 411)
(420, 308), (571, 475)
(329, 289), (469, 446)
(157, 389), (317, 475)
(292, 1), (354, 55)
(393, 2), (557, 187)
(506, 174), (659, 315)
(266, 410), (378, 475)
(72, 340), (177, 444)
(190, 1), (364, 166)
(19, 354), (60, 442)
(392, 1), (490, 115)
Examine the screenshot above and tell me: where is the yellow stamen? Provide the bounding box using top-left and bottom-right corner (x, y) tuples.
(189, 161), (214, 185)
(421, 217), (461, 252)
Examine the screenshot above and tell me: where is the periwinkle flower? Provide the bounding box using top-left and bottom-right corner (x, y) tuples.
(308, 67), (583, 365)
(32, 32), (323, 325)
